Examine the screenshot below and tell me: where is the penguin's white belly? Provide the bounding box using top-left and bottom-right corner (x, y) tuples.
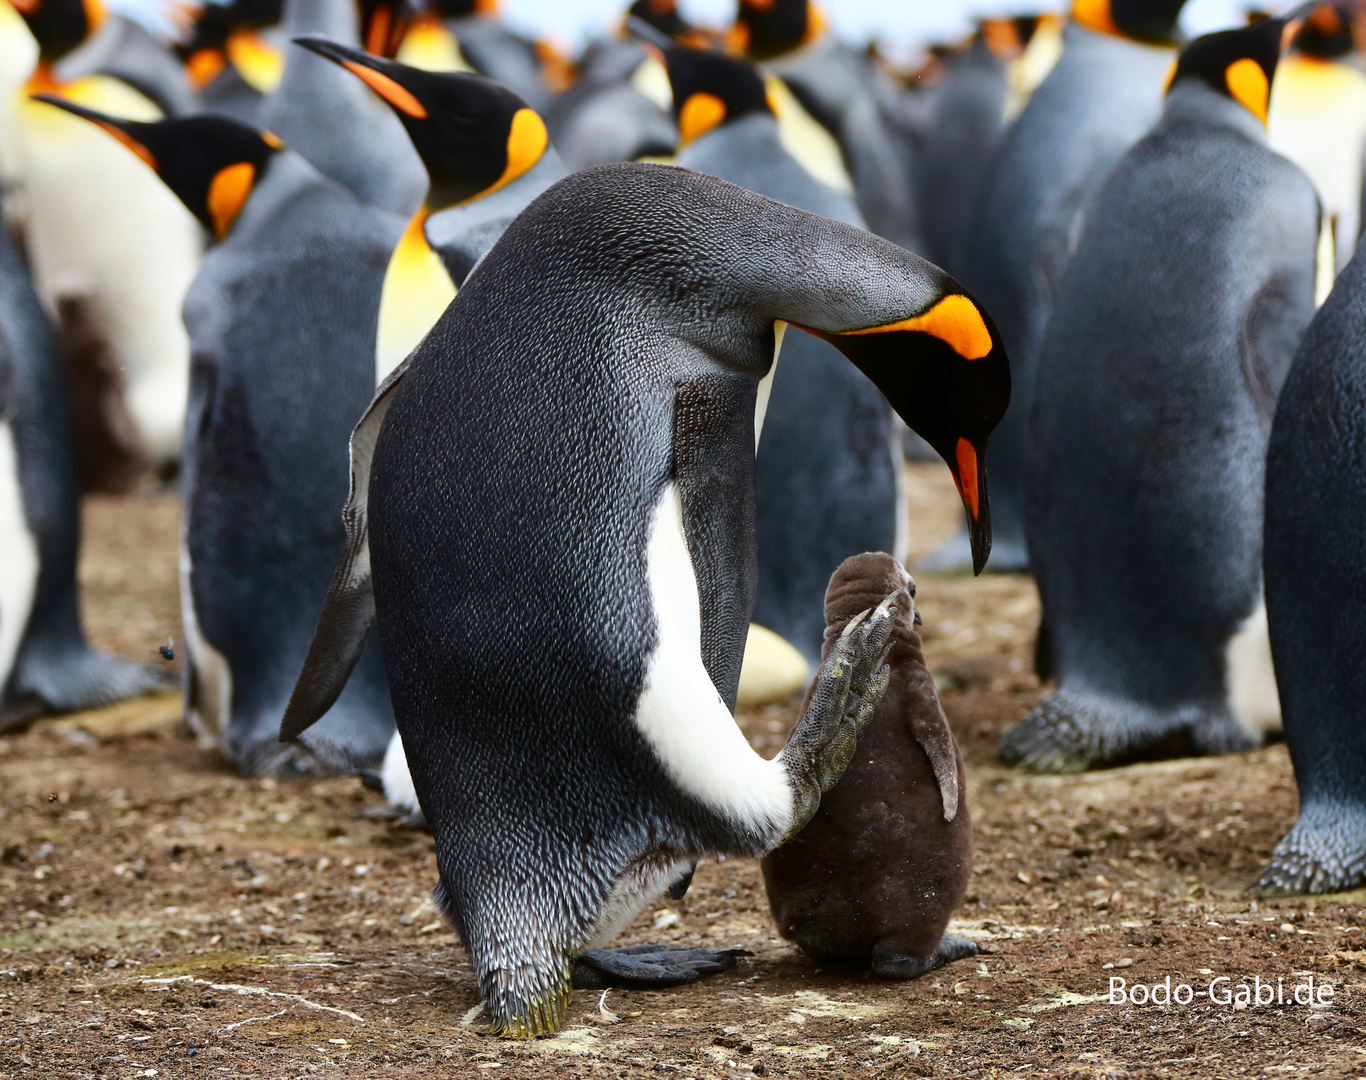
(380, 729), (420, 815)
(632, 482), (793, 834)
(179, 537), (232, 742)
(0, 420), (38, 687)
(0, 6), (37, 218)
(1226, 599), (1282, 740)
(17, 83), (200, 466)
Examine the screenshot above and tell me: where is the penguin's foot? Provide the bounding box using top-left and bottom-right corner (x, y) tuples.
(571, 944), (745, 990)
(236, 736), (359, 779)
(999, 688), (1258, 774)
(1248, 803), (1366, 897)
(5, 649), (171, 731)
(872, 934), (979, 981)
(779, 588), (899, 840)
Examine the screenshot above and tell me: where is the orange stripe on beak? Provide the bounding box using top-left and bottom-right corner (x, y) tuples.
(955, 437), (980, 520)
(342, 60), (429, 119)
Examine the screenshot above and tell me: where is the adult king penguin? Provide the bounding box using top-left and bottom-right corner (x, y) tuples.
(1252, 240), (1366, 895)
(1005, 14), (1320, 773)
(665, 44), (904, 667)
(293, 37), (565, 381)
(931, 0), (1190, 572)
(12, 0), (202, 488)
(279, 163), (1009, 1034)
(37, 98), (403, 775)
(0, 198), (164, 732)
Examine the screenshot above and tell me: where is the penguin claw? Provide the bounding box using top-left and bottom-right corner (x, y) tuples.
(571, 945), (745, 989)
(1247, 805), (1366, 897)
(1000, 688), (1258, 774)
(779, 586), (901, 839)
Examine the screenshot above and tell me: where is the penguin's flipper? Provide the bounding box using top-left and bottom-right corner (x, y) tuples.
(1238, 268), (1316, 426)
(778, 588), (900, 840)
(280, 359), (411, 742)
(907, 699), (961, 823)
(570, 945), (745, 990)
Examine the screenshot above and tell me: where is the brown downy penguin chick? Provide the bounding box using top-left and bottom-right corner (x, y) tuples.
(762, 552), (977, 979)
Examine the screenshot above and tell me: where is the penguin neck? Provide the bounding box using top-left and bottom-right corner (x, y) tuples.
(282, 0), (361, 42)
(376, 204), (458, 381)
(224, 151), (329, 244)
(1062, 18), (1176, 59)
(1163, 79), (1270, 142)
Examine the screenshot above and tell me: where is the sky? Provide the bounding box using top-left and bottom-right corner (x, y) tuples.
(111, 0), (1256, 50)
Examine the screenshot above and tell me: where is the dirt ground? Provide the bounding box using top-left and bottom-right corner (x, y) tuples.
(4, 466), (1366, 1079)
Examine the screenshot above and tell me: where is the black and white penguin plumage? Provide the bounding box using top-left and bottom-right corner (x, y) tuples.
(665, 45), (902, 666)
(1252, 241), (1366, 895)
(280, 162), (1009, 1036)
(293, 36), (565, 380)
(257, 0), (426, 218)
(16, 0), (202, 488)
(1004, 15), (1320, 773)
(39, 100), (403, 775)
(0, 195), (165, 733)
(932, 0), (1190, 572)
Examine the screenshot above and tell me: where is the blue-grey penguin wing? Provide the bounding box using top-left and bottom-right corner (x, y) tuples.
(1239, 261), (1321, 427)
(279, 356), (411, 740)
(673, 373), (762, 713)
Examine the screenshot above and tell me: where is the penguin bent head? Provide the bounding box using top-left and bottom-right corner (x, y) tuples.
(293, 36), (549, 211)
(795, 292), (1008, 576)
(1071, 0), (1188, 46)
(727, 0), (826, 61)
(29, 97), (281, 240)
(1168, 10), (1305, 125)
(661, 45), (772, 145)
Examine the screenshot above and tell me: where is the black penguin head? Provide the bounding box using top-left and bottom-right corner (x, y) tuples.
(627, 0), (693, 40)
(293, 36), (549, 211)
(1290, 2), (1355, 58)
(803, 293), (1010, 575)
(30, 96), (281, 240)
(726, 0), (826, 61)
(1070, 0), (1190, 45)
(431, 0), (498, 17)
(662, 46), (773, 145)
(177, 0), (283, 87)
(1168, 13), (1299, 125)
(12, 0), (106, 64)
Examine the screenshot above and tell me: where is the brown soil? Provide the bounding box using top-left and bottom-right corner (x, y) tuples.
(4, 469), (1366, 1079)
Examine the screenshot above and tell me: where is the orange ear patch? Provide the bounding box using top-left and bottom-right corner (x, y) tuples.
(678, 92), (726, 144)
(1071, 0), (1119, 36)
(955, 438), (980, 520)
(843, 294), (994, 361)
(207, 161), (255, 240)
(342, 60), (429, 119)
(1225, 57), (1270, 124)
(477, 107), (548, 200)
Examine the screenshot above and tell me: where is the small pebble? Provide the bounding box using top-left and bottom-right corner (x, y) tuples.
(1113, 958), (1133, 969)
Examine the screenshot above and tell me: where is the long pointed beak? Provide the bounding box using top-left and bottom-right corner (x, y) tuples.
(29, 94), (157, 169)
(292, 35), (430, 118)
(949, 436), (991, 575)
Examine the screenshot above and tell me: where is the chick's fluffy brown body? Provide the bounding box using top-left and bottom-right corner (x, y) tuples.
(762, 552), (977, 978)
